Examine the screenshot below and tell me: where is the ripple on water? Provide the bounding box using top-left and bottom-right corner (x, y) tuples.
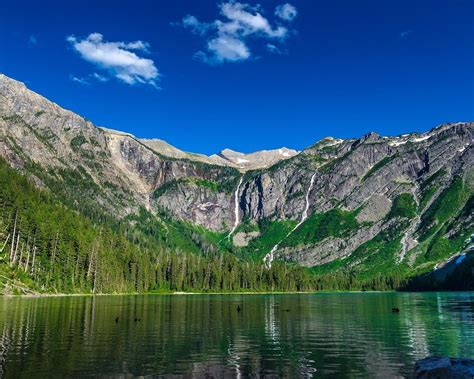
(0, 292), (473, 377)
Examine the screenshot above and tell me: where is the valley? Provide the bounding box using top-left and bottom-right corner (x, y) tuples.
(0, 73), (473, 294)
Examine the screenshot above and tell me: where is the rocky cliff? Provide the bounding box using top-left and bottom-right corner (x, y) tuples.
(1, 73), (472, 277)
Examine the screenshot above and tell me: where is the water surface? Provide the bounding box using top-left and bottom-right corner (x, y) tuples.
(0, 292), (473, 378)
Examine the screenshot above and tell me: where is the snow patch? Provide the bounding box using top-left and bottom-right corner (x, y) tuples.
(388, 140), (408, 147)
(411, 135), (430, 143)
(278, 149), (291, 157)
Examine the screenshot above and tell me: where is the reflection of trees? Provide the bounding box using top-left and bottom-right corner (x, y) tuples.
(0, 293), (472, 377)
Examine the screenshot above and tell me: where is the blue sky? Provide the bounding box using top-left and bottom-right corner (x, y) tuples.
(0, 0), (472, 154)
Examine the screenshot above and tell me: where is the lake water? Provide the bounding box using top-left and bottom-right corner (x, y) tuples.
(0, 292), (473, 378)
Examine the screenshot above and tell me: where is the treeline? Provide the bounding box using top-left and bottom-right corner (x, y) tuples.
(311, 271), (408, 292)
(0, 158), (321, 294)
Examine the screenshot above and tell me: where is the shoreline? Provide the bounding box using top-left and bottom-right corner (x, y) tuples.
(5, 289), (471, 298)
(3, 290), (391, 298)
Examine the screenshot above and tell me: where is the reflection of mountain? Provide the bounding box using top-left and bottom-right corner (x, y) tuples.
(0, 294), (473, 377)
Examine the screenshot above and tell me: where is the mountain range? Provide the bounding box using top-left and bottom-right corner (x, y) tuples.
(0, 73), (473, 293)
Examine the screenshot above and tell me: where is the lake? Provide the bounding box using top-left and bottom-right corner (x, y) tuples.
(0, 292), (473, 378)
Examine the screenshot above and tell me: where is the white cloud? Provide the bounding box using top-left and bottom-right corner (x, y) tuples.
(181, 2), (296, 64)
(208, 35), (250, 62)
(182, 15), (213, 36)
(69, 72), (110, 85)
(275, 3), (298, 21)
(92, 72), (109, 82)
(219, 2), (287, 38)
(266, 43), (281, 54)
(70, 75), (89, 85)
(66, 33), (159, 87)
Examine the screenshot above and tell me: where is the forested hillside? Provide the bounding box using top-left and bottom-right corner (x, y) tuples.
(0, 158), (318, 294)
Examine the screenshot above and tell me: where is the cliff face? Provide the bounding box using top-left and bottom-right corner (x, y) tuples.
(0, 74), (241, 230)
(1, 73), (473, 273)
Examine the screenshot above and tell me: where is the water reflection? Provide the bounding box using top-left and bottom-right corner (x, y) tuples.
(0, 293), (473, 378)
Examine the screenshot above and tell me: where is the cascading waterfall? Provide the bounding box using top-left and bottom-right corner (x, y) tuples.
(264, 173), (317, 268)
(291, 173), (317, 232)
(228, 177), (244, 240)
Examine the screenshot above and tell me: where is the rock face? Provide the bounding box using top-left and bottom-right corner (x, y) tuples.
(414, 357), (474, 378)
(0, 73), (473, 272)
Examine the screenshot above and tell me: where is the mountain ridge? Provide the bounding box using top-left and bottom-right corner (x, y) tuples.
(3, 73), (467, 171)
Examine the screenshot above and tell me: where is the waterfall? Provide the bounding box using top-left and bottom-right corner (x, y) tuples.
(264, 173), (317, 268)
(228, 177), (243, 239)
(289, 173), (317, 234)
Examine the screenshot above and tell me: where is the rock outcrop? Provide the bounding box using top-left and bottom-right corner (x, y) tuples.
(414, 357), (474, 378)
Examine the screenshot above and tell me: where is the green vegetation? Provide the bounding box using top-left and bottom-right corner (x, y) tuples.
(190, 178), (219, 192)
(70, 133), (87, 150)
(361, 155), (397, 182)
(310, 219), (408, 279)
(235, 219), (298, 261)
(280, 208), (360, 248)
(418, 176), (470, 242)
(421, 195), (473, 262)
(234, 218), (260, 234)
(319, 151), (351, 173)
(419, 169), (446, 210)
(387, 193), (417, 219)
(309, 154), (328, 165)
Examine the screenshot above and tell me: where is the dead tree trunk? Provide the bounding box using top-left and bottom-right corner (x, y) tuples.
(0, 233), (10, 254)
(9, 211), (18, 263)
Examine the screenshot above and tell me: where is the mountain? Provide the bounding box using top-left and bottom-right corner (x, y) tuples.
(208, 147), (299, 170)
(139, 139), (299, 171)
(0, 73), (473, 293)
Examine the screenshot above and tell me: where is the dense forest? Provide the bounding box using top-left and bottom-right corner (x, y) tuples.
(0, 159), (413, 294)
